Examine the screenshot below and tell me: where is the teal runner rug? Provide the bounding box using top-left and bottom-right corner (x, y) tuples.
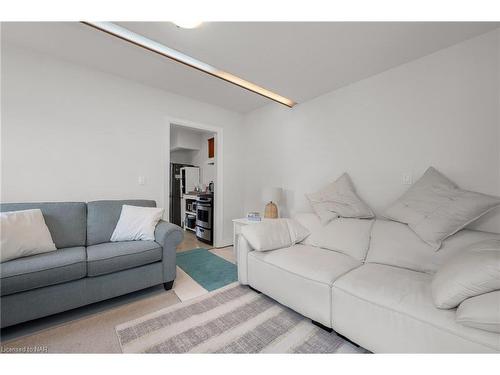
(176, 248), (237, 291)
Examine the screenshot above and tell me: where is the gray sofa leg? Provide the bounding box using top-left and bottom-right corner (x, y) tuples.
(163, 280), (174, 290)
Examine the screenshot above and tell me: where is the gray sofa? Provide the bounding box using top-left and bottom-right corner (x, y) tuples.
(0, 200), (183, 328)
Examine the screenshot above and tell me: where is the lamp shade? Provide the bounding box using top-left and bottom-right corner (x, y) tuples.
(262, 187), (282, 203)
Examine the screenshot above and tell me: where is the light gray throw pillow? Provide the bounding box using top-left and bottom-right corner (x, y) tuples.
(384, 167), (500, 249)
(456, 291), (500, 333)
(241, 219), (310, 252)
(431, 239), (500, 309)
(306, 173), (374, 225)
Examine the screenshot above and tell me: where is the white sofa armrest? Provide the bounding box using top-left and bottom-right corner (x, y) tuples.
(237, 234), (254, 285)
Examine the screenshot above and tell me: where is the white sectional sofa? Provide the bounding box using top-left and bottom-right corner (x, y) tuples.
(237, 213), (500, 353)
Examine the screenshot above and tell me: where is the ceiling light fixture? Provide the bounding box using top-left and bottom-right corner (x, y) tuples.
(81, 22), (296, 108)
(173, 21), (203, 29)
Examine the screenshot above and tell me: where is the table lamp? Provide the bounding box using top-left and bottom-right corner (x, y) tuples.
(262, 187), (282, 219)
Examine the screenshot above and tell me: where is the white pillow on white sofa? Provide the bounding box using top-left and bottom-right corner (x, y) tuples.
(241, 218), (310, 252)
(0, 209), (56, 263)
(110, 205), (164, 242)
(456, 291), (500, 333)
(431, 239), (500, 309)
(365, 219), (500, 274)
(384, 167), (500, 250)
(306, 173), (374, 225)
(294, 212), (373, 261)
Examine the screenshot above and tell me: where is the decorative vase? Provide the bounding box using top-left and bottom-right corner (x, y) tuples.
(264, 201), (278, 219)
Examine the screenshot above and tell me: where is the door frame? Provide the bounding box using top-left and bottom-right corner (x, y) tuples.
(163, 117), (224, 248)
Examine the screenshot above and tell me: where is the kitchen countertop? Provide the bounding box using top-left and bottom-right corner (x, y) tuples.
(183, 192), (213, 199)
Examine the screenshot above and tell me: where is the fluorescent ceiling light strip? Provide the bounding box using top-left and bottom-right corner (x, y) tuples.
(82, 22), (296, 108)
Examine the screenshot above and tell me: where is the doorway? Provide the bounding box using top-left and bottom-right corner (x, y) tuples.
(164, 118), (224, 249)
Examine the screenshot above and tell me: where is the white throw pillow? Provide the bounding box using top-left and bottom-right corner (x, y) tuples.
(294, 212), (373, 261)
(110, 205), (164, 242)
(431, 239), (500, 309)
(384, 167), (500, 250)
(456, 291), (500, 333)
(365, 219), (500, 274)
(241, 218), (310, 252)
(306, 173), (374, 225)
(285, 218), (311, 245)
(0, 209), (56, 263)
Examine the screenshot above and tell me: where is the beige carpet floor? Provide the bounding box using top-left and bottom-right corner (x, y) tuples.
(1, 286), (180, 353)
(0, 245), (235, 353)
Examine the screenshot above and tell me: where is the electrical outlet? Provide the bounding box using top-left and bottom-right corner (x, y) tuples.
(403, 173), (413, 185)
(138, 176), (146, 185)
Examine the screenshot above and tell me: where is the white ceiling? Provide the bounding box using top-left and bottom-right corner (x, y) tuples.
(2, 22), (498, 113)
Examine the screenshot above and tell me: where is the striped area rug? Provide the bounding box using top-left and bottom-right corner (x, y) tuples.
(115, 283), (367, 353)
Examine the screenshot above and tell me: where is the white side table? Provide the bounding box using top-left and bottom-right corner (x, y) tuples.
(232, 218), (271, 263)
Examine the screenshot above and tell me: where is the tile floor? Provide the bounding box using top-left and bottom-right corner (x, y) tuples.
(176, 230), (213, 252)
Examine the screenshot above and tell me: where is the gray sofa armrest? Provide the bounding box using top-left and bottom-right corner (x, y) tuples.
(154, 220), (183, 282)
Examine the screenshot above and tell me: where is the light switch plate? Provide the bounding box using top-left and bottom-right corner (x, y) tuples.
(403, 173), (413, 185)
(138, 176), (146, 185)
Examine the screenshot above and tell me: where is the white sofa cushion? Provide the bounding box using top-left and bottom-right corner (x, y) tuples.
(456, 291), (500, 333)
(332, 263), (500, 352)
(248, 244), (361, 327)
(365, 219), (500, 274)
(384, 167), (500, 250)
(241, 219), (310, 252)
(250, 244), (361, 285)
(431, 239), (500, 309)
(0, 209), (56, 263)
(110, 205), (163, 242)
(294, 213), (373, 261)
(306, 173), (374, 225)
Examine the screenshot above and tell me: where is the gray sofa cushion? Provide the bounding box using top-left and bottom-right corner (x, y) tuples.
(0, 246), (87, 296)
(0, 202), (87, 248)
(86, 200), (156, 246)
(86, 241), (162, 276)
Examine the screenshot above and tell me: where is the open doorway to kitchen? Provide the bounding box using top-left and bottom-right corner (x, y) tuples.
(164, 119), (236, 300)
(170, 126), (216, 250)
(163, 118), (224, 250)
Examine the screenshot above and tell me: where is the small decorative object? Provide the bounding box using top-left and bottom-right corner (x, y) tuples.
(262, 187), (282, 219)
(247, 212), (262, 221)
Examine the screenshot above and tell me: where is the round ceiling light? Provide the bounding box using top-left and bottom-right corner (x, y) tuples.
(173, 21), (203, 29)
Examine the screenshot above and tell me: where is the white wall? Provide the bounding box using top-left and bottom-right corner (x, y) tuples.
(170, 127), (202, 151)
(2, 27), (499, 248)
(1, 44), (244, 245)
(170, 149), (195, 164)
(192, 132), (216, 187)
(242, 29), (500, 233)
